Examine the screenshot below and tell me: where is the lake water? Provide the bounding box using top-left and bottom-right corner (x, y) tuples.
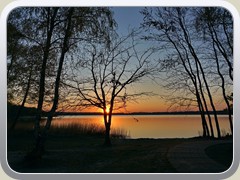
(50, 115), (231, 139)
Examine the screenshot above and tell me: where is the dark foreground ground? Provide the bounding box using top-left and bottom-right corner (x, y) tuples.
(7, 131), (233, 173)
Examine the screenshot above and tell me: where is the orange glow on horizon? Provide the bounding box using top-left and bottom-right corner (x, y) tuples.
(18, 95), (227, 113)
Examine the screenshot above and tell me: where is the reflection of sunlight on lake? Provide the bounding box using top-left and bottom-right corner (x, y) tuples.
(50, 115), (231, 139)
(51, 115), (105, 127)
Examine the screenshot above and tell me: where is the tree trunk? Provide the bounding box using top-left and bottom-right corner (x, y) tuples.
(196, 90), (209, 137)
(9, 68), (32, 132)
(211, 36), (233, 135)
(42, 7), (74, 144)
(209, 23), (233, 135)
(166, 33), (210, 138)
(192, 50), (221, 138)
(210, 23), (233, 81)
(31, 8), (59, 159)
(199, 93), (214, 138)
(104, 123), (111, 146)
(33, 8), (74, 157)
(194, 57), (213, 137)
(177, 14), (221, 138)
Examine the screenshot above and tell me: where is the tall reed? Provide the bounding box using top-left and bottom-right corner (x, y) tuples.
(49, 122), (130, 139)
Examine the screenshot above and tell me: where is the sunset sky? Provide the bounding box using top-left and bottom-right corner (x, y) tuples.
(108, 7), (169, 113)
(73, 7), (229, 113)
(19, 7), (231, 113)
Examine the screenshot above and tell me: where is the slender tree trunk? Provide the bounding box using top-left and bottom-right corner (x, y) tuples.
(195, 85), (209, 137)
(7, 53), (15, 78)
(197, 99), (206, 137)
(9, 68), (32, 132)
(191, 48), (221, 138)
(194, 59), (213, 137)
(222, 12), (233, 54)
(177, 13), (221, 138)
(180, 39), (210, 137)
(35, 8), (74, 155)
(166, 33), (210, 138)
(31, 8), (59, 158)
(104, 122), (111, 146)
(219, 74), (233, 135)
(211, 23), (233, 81)
(199, 92), (214, 137)
(211, 34), (233, 135)
(103, 75), (117, 146)
(7, 41), (20, 79)
(103, 112), (112, 146)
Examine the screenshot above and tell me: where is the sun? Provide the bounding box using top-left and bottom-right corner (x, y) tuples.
(104, 106), (110, 114)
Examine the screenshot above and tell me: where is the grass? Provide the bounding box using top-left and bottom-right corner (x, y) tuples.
(7, 124), (184, 173)
(8, 133), (183, 173)
(8, 121), (130, 139)
(48, 122), (130, 139)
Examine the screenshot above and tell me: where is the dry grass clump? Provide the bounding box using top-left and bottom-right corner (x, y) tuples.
(49, 122), (130, 139)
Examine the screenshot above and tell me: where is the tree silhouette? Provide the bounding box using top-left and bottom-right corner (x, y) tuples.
(8, 7), (117, 158)
(65, 31), (158, 145)
(7, 14), (42, 131)
(141, 7), (233, 138)
(194, 7), (233, 135)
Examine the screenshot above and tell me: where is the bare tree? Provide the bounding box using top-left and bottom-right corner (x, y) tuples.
(194, 7), (233, 135)
(65, 32), (158, 145)
(140, 7), (229, 138)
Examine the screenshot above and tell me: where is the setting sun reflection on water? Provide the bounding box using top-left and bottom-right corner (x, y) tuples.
(50, 115), (231, 139)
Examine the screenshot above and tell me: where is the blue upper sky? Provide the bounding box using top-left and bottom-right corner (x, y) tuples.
(111, 7), (143, 35)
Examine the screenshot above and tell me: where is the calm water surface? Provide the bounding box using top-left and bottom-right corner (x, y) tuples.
(51, 115), (231, 138)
